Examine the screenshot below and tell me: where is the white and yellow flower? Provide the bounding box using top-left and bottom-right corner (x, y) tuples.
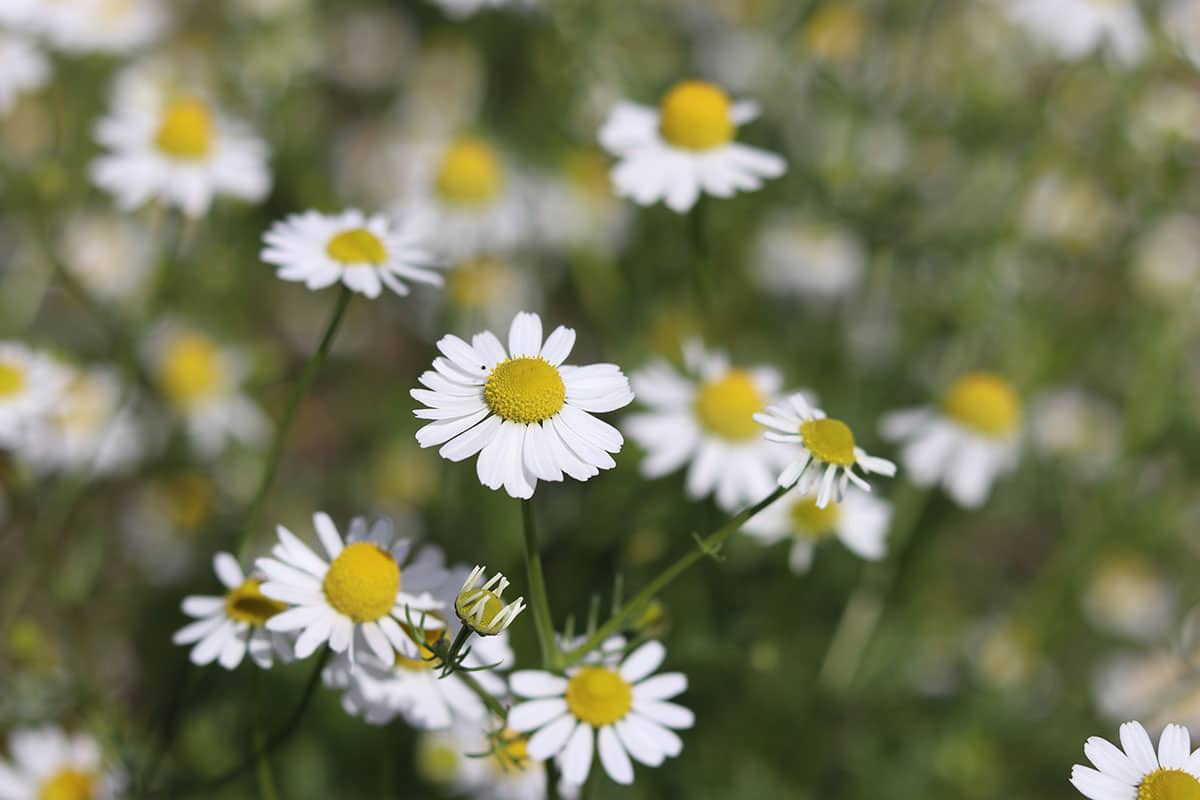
(58, 212), (157, 306)
(456, 565), (526, 636)
(0, 342), (69, 451)
(0, 725), (121, 799)
(880, 372), (1021, 509)
(0, 33), (48, 115)
(173, 551), (292, 669)
(623, 340), (792, 512)
(508, 638), (693, 786)
(261, 209), (442, 299)
(755, 393), (896, 509)
(1070, 721), (1200, 800)
(742, 486), (892, 574)
(411, 311), (633, 500)
(598, 79), (785, 213)
(753, 214), (866, 301)
(1, 0), (167, 54)
(417, 721), (559, 800)
(1007, 0), (1146, 66)
(256, 513), (446, 662)
(428, 0), (534, 19)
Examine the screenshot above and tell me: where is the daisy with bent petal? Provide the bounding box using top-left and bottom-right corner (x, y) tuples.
(599, 79), (785, 213)
(1070, 721), (1200, 800)
(173, 551), (292, 670)
(0, 724), (121, 799)
(411, 311), (634, 500)
(755, 393), (895, 508)
(256, 513), (445, 662)
(261, 209), (441, 299)
(509, 638), (693, 786)
(742, 486), (892, 574)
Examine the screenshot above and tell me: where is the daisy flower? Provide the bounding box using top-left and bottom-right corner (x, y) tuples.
(598, 79), (785, 213)
(417, 722), (559, 800)
(1070, 721), (1200, 800)
(741, 486), (892, 574)
(508, 638), (693, 786)
(411, 310), (634, 500)
(58, 212), (157, 307)
(755, 393), (896, 508)
(255, 513), (446, 662)
(442, 255), (543, 332)
(0, 724), (121, 799)
(879, 372), (1021, 509)
(456, 565), (526, 636)
(260, 209), (442, 299)
(1007, 0), (1147, 67)
(753, 214), (866, 302)
(428, 0), (535, 19)
(90, 64), (271, 218)
(0, 342), (69, 451)
(0, 33), (48, 115)
(172, 551), (293, 670)
(4, 0), (167, 55)
(623, 340), (793, 512)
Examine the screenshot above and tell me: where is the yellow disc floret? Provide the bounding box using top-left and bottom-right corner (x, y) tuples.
(0, 362), (26, 397)
(326, 228), (387, 264)
(39, 769), (96, 800)
(225, 578), (287, 626)
(491, 730), (530, 772)
(942, 372), (1020, 438)
(789, 496), (841, 538)
(799, 417), (857, 466)
(322, 542), (401, 622)
(160, 333), (221, 407)
(659, 80), (736, 151)
(435, 137), (503, 206)
(393, 622), (443, 671)
(1138, 768), (1200, 800)
(694, 369), (766, 441)
(566, 667), (634, 727)
(155, 98), (214, 160)
(484, 357), (566, 424)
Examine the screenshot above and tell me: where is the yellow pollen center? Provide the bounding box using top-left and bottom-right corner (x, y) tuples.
(38, 769), (96, 800)
(322, 542), (401, 622)
(1138, 769), (1200, 800)
(225, 578), (286, 626)
(566, 667), (634, 727)
(160, 334), (222, 407)
(491, 730), (530, 772)
(942, 372), (1020, 437)
(799, 417), (857, 466)
(326, 228), (387, 264)
(694, 369), (766, 441)
(435, 138), (503, 206)
(393, 623), (443, 671)
(484, 357), (566, 424)
(789, 496), (841, 538)
(659, 80), (735, 151)
(0, 362), (26, 397)
(155, 99), (214, 159)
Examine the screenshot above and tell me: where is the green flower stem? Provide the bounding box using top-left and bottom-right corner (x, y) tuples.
(521, 498), (561, 670)
(456, 669), (510, 721)
(559, 484), (790, 669)
(236, 286), (353, 561)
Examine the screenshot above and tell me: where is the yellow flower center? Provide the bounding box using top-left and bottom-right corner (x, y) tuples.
(325, 228), (387, 264)
(491, 730), (530, 772)
(0, 362), (26, 397)
(160, 334), (222, 407)
(447, 257), (512, 309)
(566, 667), (634, 727)
(435, 137), (503, 206)
(694, 369), (766, 441)
(393, 623), (443, 671)
(799, 417), (857, 466)
(1138, 769), (1200, 800)
(165, 474), (214, 531)
(564, 150), (612, 197)
(38, 769), (96, 800)
(224, 578), (286, 626)
(789, 496), (841, 538)
(802, 4), (867, 63)
(942, 372), (1020, 437)
(155, 99), (214, 160)
(484, 357), (566, 424)
(322, 542), (400, 622)
(659, 80), (735, 151)
(417, 738), (460, 784)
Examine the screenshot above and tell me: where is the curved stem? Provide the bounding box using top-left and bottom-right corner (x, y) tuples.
(521, 499), (560, 670)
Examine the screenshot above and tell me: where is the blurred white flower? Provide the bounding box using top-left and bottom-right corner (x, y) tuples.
(428, 0), (535, 20)
(0, 725), (121, 799)
(121, 473), (218, 587)
(1093, 652), (1200, 731)
(753, 215), (866, 301)
(1006, 0), (1147, 66)
(599, 80), (785, 214)
(0, 33), (48, 115)
(1022, 171), (1117, 250)
(742, 485), (891, 574)
(530, 150), (631, 253)
(1133, 214), (1200, 308)
(1128, 85), (1200, 153)
(58, 212), (157, 306)
(324, 8), (415, 89)
(1165, 0), (1200, 70)
(1, 0), (167, 54)
(1030, 387), (1121, 480)
(1069, 720), (1200, 800)
(417, 721), (561, 800)
(1082, 556), (1176, 643)
(442, 255), (543, 332)
(968, 617), (1042, 690)
(0, 342), (69, 451)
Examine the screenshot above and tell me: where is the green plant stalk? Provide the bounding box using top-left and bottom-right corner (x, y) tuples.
(521, 498), (561, 670)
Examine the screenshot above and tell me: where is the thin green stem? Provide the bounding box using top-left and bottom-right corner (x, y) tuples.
(521, 498), (560, 670)
(252, 671), (280, 800)
(236, 286), (353, 560)
(560, 484), (789, 669)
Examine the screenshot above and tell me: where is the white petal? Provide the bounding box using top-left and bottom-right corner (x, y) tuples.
(620, 641), (666, 683)
(509, 699), (570, 731)
(560, 722), (595, 785)
(510, 670), (569, 697)
(508, 311), (544, 358)
(313, 512), (344, 560)
(526, 714), (577, 760)
(1119, 721), (1159, 775)
(540, 326), (576, 366)
(1158, 724), (1191, 770)
(597, 726), (634, 784)
(633, 673), (687, 701)
(213, 552), (244, 589)
(636, 700), (694, 729)
(1084, 737), (1143, 786)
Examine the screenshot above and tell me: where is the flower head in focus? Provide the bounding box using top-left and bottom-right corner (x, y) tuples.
(455, 565), (525, 636)
(1070, 721), (1200, 800)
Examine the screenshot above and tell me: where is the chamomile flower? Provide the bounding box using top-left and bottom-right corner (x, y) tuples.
(260, 209), (442, 299)
(741, 486), (892, 574)
(1082, 556), (1175, 643)
(428, 0), (534, 19)
(456, 565), (526, 636)
(411, 311), (633, 500)
(880, 372), (1021, 509)
(623, 340), (793, 511)
(753, 215), (866, 301)
(509, 638), (693, 786)
(1007, 0), (1147, 66)
(7, 0), (167, 54)
(754, 393), (896, 509)
(0, 342), (69, 451)
(417, 722), (559, 800)
(1070, 721), (1200, 800)
(0, 725), (121, 799)
(256, 513), (446, 662)
(173, 551), (292, 669)
(90, 64), (271, 218)
(598, 79), (785, 213)
(58, 212), (157, 306)
(0, 33), (48, 115)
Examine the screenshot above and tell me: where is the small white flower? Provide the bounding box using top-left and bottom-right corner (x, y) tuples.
(753, 215), (866, 301)
(0, 724), (121, 799)
(1, 0), (167, 54)
(428, 0), (534, 19)
(755, 393), (896, 509)
(880, 372), (1021, 509)
(0, 33), (49, 115)
(1082, 556), (1176, 643)
(173, 551), (293, 670)
(742, 486), (891, 574)
(411, 310), (633, 500)
(417, 721), (564, 800)
(1132, 214), (1200, 307)
(599, 79), (785, 213)
(0, 342), (70, 451)
(1007, 0), (1147, 66)
(58, 212), (157, 306)
(1070, 721), (1200, 800)
(261, 209), (442, 299)
(455, 565), (526, 636)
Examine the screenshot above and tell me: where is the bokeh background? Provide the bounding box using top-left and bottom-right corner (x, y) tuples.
(2, 0), (1200, 798)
